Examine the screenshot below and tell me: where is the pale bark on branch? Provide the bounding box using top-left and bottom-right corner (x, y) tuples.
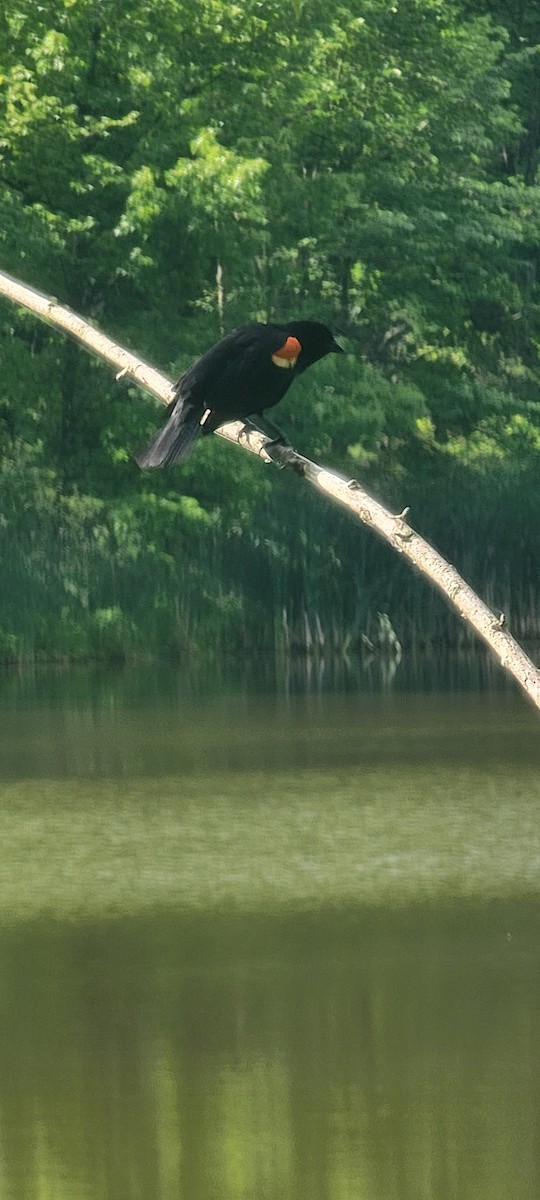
(1, 266), (539, 711)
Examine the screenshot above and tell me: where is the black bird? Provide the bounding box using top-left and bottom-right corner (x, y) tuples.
(135, 319), (343, 468)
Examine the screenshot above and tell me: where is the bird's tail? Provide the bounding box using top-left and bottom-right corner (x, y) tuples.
(134, 403), (203, 468)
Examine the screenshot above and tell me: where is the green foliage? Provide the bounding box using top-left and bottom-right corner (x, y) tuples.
(1, 0), (540, 656)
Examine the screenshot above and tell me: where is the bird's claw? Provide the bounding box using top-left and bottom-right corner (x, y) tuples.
(263, 437), (294, 468)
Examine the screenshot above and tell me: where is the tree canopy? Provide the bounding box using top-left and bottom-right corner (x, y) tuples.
(1, 0), (539, 659)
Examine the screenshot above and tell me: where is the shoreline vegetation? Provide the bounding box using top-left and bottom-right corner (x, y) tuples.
(1, 465), (540, 665)
(1, 0), (540, 665)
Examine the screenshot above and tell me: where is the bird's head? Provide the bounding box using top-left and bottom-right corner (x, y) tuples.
(282, 320), (345, 368)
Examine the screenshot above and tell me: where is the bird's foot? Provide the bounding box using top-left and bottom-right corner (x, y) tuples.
(263, 441), (300, 471)
(265, 433), (291, 450)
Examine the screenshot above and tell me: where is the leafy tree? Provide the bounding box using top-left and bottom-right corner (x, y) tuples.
(0, 0), (539, 658)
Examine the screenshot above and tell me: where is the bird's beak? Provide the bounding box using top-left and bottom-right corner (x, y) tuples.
(332, 335), (347, 354)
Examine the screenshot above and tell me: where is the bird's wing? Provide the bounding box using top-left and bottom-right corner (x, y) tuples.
(175, 325), (264, 399)
(173, 324), (284, 410)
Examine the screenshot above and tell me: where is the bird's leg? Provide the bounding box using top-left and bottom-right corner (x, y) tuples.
(247, 413), (291, 446)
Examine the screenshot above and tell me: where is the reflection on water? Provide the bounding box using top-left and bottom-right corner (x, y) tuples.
(0, 646), (527, 714)
(0, 664), (539, 1199)
(0, 907), (539, 1200)
(0, 662), (537, 783)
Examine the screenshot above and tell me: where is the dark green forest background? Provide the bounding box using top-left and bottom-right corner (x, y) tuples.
(1, 0), (540, 661)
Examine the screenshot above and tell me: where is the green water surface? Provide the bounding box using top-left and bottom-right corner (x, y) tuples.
(0, 664), (538, 1198)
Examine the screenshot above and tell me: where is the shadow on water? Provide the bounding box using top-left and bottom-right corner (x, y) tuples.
(0, 903), (540, 1200)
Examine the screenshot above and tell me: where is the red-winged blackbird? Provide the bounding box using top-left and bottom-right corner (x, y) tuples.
(135, 319), (343, 468)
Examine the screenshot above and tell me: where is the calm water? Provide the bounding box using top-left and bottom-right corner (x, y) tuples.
(0, 661), (539, 1199)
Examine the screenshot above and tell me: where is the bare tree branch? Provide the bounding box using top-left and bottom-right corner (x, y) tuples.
(0, 269), (174, 402)
(1, 266), (539, 711)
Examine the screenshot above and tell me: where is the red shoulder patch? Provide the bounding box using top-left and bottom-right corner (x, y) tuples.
(274, 335), (302, 361)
